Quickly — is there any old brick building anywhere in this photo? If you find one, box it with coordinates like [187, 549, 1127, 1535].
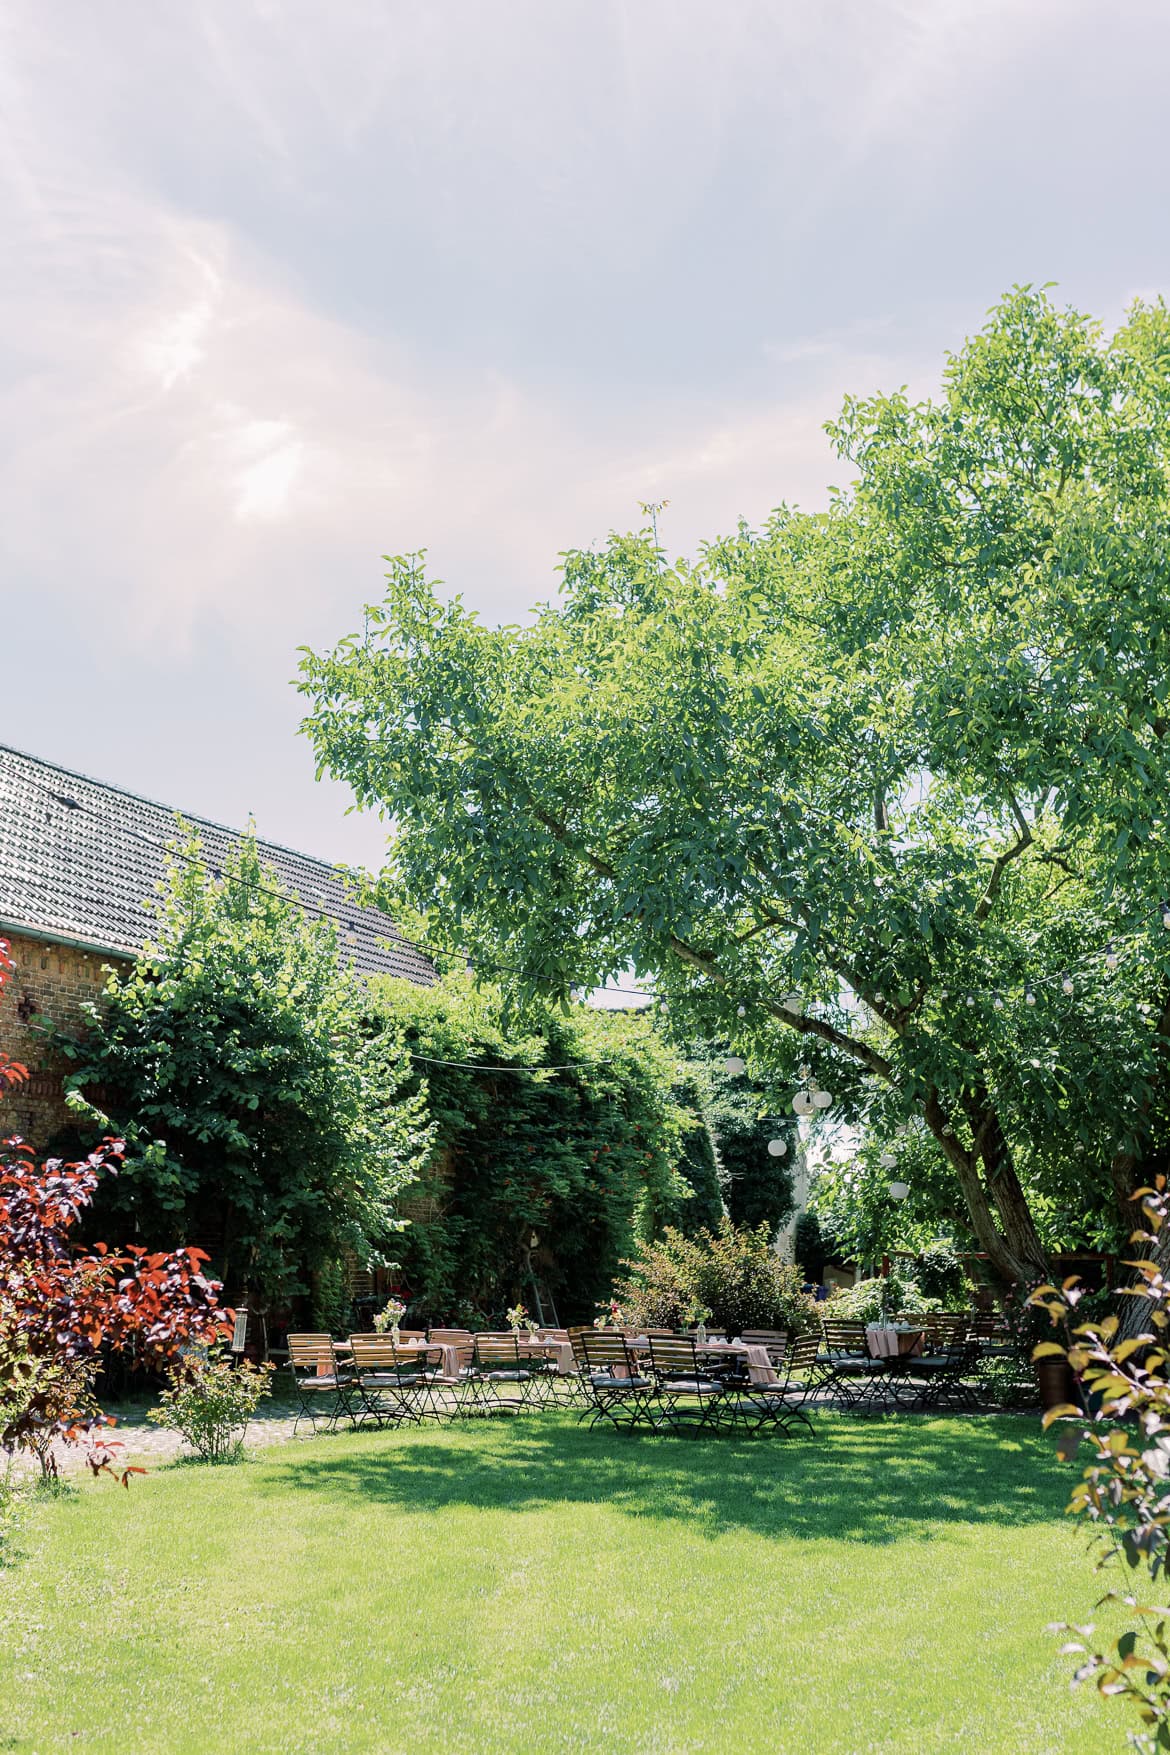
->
[0, 743, 433, 1146]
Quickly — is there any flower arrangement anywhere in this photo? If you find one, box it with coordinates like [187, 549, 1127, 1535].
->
[372, 1296, 407, 1336]
[684, 1298, 712, 1329]
[593, 1299, 624, 1330]
[506, 1303, 539, 1335]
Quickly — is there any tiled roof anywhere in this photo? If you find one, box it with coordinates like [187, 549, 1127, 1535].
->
[0, 743, 434, 985]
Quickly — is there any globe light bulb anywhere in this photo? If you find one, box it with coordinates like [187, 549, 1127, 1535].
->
[793, 1091, 815, 1116]
[767, 1138, 788, 1158]
[725, 1056, 746, 1076]
[888, 1180, 910, 1201]
[1062, 975, 1074, 996]
[812, 1090, 833, 1110]
[1025, 988, 1036, 1006]
[736, 1003, 747, 1018]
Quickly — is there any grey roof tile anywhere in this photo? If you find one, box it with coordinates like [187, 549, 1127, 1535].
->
[0, 743, 434, 985]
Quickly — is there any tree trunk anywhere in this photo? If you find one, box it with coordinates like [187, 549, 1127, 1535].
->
[924, 1086, 1049, 1292]
[976, 1108, 1050, 1283]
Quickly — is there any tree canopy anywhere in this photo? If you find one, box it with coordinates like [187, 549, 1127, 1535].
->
[300, 288, 1170, 1290]
[61, 835, 432, 1310]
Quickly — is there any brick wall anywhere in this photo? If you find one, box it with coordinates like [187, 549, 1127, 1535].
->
[0, 930, 131, 1147]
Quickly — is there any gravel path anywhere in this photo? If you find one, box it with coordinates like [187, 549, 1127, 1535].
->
[9, 1397, 309, 1481]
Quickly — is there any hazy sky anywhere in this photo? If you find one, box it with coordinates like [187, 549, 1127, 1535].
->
[4, 1, 1168, 869]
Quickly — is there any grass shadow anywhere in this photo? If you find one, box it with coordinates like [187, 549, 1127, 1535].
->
[257, 1410, 1066, 1545]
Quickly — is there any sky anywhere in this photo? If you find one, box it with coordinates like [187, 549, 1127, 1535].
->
[4, 0, 1169, 871]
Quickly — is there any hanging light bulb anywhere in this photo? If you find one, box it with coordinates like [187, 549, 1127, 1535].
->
[888, 1180, 910, 1201]
[874, 992, 884, 1004]
[880, 1151, 897, 1168]
[993, 993, 1005, 1011]
[1025, 987, 1036, 1006]
[345, 920, 359, 946]
[965, 995, 975, 1008]
[736, 1003, 747, 1018]
[725, 1056, 746, 1076]
[793, 1091, 815, 1116]
[767, 1138, 788, 1158]
[1061, 974, 1074, 996]
[1105, 941, 1119, 971]
[812, 1090, 833, 1110]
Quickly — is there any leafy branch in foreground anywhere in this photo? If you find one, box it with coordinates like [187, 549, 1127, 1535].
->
[1031, 1179, 1170, 1751]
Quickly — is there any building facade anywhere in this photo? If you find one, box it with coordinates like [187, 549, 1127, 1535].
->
[0, 743, 433, 1147]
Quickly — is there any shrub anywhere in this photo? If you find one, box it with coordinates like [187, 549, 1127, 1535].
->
[827, 1269, 940, 1322]
[1029, 1178, 1170, 1753]
[614, 1219, 818, 1337]
[0, 1135, 230, 1477]
[148, 1349, 273, 1464]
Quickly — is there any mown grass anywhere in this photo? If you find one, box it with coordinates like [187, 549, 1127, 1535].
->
[0, 1411, 1118, 1754]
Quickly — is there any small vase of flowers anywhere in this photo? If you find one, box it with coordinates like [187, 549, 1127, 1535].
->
[593, 1299, 623, 1330]
[507, 1303, 538, 1338]
[685, 1299, 713, 1345]
[373, 1296, 407, 1342]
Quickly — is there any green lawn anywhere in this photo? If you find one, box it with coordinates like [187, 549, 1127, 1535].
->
[0, 1412, 1119, 1755]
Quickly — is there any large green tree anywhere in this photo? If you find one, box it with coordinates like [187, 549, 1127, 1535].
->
[62, 836, 432, 1309]
[300, 289, 1170, 1291]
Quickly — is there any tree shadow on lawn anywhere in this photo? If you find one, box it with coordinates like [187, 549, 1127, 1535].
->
[257, 1413, 1066, 1545]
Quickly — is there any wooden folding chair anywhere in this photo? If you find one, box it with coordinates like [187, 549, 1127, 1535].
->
[469, 1334, 537, 1414]
[578, 1331, 658, 1431]
[286, 1333, 360, 1434]
[646, 1336, 724, 1433]
[349, 1334, 442, 1426]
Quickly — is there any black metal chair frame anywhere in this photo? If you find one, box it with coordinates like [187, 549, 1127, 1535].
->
[646, 1336, 724, 1435]
[286, 1334, 361, 1434]
[349, 1336, 443, 1426]
[711, 1342, 818, 1437]
[468, 1334, 538, 1415]
[578, 1331, 658, 1431]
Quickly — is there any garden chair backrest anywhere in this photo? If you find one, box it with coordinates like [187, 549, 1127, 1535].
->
[287, 1333, 345, 1376]
[787, 1332, 823, 1372]
[474, 1334, 523, 1371]
[647, 1335, 704, 1381]
[821, 1319, 870, 1356]
[581, 1331, 640, 1379]
[428, 1328, 472, 1343]
[567, 1326, 591, 1367]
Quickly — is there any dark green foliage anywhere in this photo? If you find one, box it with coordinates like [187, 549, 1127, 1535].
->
[913, 1240, 969, 1308]
[666, 1077, 724, 1237]
[366, 973, 692, 1324]
[614, 1219, 818, 1337]
[700, 1054, 794, 1237]
[60, 835, 431, 1309]
[793, 1210, 826, 1283]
